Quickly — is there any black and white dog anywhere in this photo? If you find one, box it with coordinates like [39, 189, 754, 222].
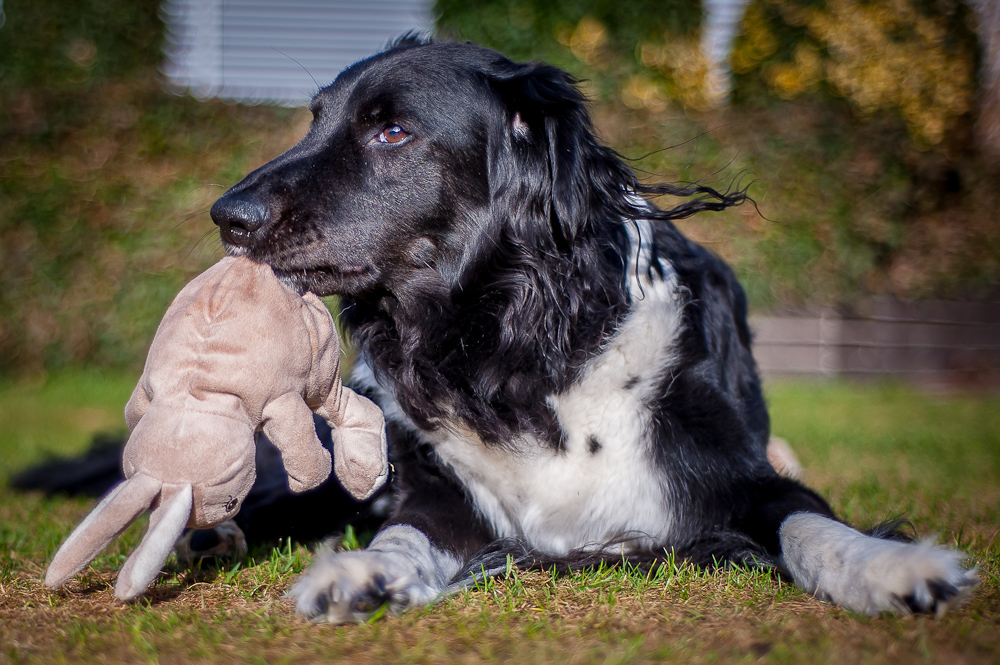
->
[209, 38, 976, 622]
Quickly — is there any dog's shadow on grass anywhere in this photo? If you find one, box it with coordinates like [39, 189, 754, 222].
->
[80, 558, 247, 607]
[62, 539, 303, 607]
[159, 558, 241, 601]
[137, 583, 196, 605]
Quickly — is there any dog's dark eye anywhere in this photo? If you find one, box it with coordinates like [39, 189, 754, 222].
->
[378, 125, 409, 144]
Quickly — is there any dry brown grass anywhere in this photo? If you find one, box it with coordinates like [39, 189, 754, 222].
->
[2, 378, 998, 664]
[2, 555, 997, 664]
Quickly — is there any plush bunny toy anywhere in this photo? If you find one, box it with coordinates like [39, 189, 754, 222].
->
[44, 256, 389, 600]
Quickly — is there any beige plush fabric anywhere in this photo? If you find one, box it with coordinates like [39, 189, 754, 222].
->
[126, 255, 388, 509]
[45, 256, 387, 600]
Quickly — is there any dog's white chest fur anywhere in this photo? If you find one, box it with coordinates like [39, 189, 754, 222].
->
[424, 249, 683, 555]
[429, 391, 665, 555]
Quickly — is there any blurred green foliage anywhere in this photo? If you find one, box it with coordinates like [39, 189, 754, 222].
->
[438, 0, 1000, 307]
[0, 0, 997, 377]
[436, 0, 701, 96]
[0, 0, 162, 87]
[0, 0, 305, 376]
[438, 0, 980, 144]
[731, 0, 978, 147]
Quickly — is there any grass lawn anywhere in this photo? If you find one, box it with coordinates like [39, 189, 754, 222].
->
[1, 372, 997, 664]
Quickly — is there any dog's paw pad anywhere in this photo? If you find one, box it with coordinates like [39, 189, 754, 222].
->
[868, 541, 978, 617]
[892, 568, 978, 618]
[347, 573, 392, 615]
[288, 550, 438, 623]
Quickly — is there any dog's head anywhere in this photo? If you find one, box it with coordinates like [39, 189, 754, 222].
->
[210, 39, 748, 441]
[210, 39, 636, 300]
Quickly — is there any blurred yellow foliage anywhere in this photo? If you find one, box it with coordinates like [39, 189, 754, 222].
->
[732, 3, 781, 71]
[733, 0, 977, 145]
[560, 16, 711, 110]
[557, 16, 610, 68]
[636, 37, 712, 110]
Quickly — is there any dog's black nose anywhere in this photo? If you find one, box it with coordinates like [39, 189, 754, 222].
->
[210, 194, 269, 246]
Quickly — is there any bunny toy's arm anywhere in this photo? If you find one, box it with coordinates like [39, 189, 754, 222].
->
[124, 381, 152, 431]
[260, 393, 333, 493]
[316, 385, 388, 501]
[295, 290, 387, 500]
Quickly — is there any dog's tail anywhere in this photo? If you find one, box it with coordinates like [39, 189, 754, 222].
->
[10, 433, 126, 498]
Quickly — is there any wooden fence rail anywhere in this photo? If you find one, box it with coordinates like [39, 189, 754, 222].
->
[750, 298, 1000, 387]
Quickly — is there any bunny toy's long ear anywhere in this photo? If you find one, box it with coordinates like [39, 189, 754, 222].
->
[45, 473, 162, 590]
[115, 483, 193, 601]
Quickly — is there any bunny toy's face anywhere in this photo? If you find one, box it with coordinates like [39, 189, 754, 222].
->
[126, 440, 257, 529]
[120, 407, 259, 529]
[188, 460, 257, 528]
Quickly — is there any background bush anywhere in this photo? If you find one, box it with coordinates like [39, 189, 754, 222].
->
[438, 0, 999, 305]
[0, 0, 306, 375]
[1, 0, 998, 377]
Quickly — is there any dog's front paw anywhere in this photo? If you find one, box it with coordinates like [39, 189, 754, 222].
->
[859, 539, 978, 617]
[288, 549, 444, 622]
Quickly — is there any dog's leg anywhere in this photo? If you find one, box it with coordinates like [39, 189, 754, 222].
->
[289, 425, 494, 622]
[735, 476, 977, 616]
[779, 512, 978, 616]
[175, 520, 247, 563]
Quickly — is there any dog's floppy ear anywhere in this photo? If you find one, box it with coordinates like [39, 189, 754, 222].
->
[488, 62, 633, 247]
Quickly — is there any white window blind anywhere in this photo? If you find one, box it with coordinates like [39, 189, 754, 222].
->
[162, 0, 431, 106]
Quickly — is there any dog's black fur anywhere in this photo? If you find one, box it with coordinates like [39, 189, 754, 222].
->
[22, 38, 975, 619]
[210, 37, 832, 569]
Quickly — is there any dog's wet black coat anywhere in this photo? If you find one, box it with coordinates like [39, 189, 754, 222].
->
[208, 38, 836, 570]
